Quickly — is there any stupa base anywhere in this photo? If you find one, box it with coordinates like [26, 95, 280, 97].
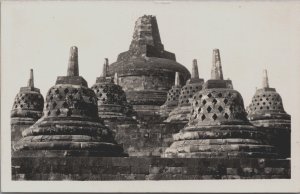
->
[164, 106, 191, 124]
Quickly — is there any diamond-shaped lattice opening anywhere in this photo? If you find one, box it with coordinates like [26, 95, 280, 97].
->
[212, 114, 217, 120]
[201, 114, 206, 121]
[228, 93, 232, 97]
[202, 100, 206, 105]
[218, 93, 222, 97]
[195, 101, 199, 106]
[102, 98, 106, 101]
[199, 94, 202, 98]
[198, 107, 201, 113]
[212, 99, 217, 104]
[52, 102, 57, 108]
[56, 109, 61, 116]
[194, 114, 197, 119]
[224, 99, 228, 104]
[260, 107, 263, 109]
[58, 95, 63, 99]
[263, 102, 266, 105]
[267, 106, 270, 110]
[55, 89, 59, 94]
[207, 106, 212, 113]
[47, 111, 51, 116]
[186, 99, 189, 103]
[207, 93, 212, 98]
[224, 113, 229, 119]
[189, 95, 193, 98]
[218, 106, 224, 112]
[266, 98, 269, 101]
[64, 88, 69, 94]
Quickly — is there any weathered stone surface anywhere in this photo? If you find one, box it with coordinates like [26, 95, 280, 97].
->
[247, 70, 291, 158]
[165, 59, 204, 124]
[12, 157, 290, 180]
[12, 46, 125, 157]
[91, 59, 136, 123]
[11, 69, 44, 144]
[106, 122, 185, 156]
[164, 49, 278, 158]
[107, 15, 191, 120]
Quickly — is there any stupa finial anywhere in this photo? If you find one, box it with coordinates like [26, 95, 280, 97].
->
[27, 69, 34, 88]
[191, 59, 199, 79]
[262, 69, 269, 88]
[101, 58, 109, 77]
[67, 46, 79, 76]
[114, 72, 119, 85]
[211, 49, 224, 80]
[175, 72, 180, 86]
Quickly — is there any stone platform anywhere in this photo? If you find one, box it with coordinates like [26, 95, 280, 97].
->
[12, 156, 290, 180]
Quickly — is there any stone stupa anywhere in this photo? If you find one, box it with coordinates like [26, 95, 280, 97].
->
[247, 69, 291, 158]
[165, 59, 204, 124]
[107, 15, 191, 120]
[11, 69, 44, 144]
[91, 58, 136, 123]
[159, 72, 182, 119]
[163, 49, 278, 158]
[13, 46, 126, 157]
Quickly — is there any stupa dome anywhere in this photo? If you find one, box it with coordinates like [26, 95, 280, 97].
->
[165, 59, 204, 123]
[164, 49, 278, 158]
[11, 69, 44, 142]
[107, 15, 191, 119]
[13, 46, 125, 157]
[11, 69, 44, 121]
[247, 69, 291, 158]
[159, 72, 182, 119]
[91, 58, 136, 122]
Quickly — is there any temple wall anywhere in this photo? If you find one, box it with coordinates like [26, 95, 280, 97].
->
[108, 122, 185, 156]
[12, 157, 290, 180]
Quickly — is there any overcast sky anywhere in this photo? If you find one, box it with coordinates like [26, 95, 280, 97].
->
[2, 0, 300, 123]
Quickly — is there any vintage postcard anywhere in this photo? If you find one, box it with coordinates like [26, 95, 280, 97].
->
[1, 0, 300, 192]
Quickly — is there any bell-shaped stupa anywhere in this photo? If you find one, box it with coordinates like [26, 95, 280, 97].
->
[159, 72, 182, 119]
[247, 69, 291, 158]
[165, 59, 204, 123]
[107, 15, 191, 120]
[13, 46, 125, 157]
[11, 69, 44, 143]
[163, 49, 278, 158]
[91, 58, 136, 123]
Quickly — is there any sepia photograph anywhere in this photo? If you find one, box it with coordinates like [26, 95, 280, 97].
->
[1, 0, 300, 192]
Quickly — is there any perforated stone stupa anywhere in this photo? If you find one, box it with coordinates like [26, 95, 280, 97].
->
[247, 70, 291, 158]
[13, 46, 125, 157]
[107, 15, 191, 120]
[91, 58, 135, 123]
[165, 59, 204, 123]
[159, 72, 182, 119]
[11, 69, 44, 144]
[163, 49, 278, 158]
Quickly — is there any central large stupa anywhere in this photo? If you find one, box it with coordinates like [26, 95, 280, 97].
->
[108, 15, 191, 120]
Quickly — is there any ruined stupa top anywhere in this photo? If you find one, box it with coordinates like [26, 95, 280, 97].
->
[11, 69, 44, 119]
[247, 69, 289, 119]
[108, 15, 190, 81]
[189, 50, 247, 126]
[120, 15, 175, 61]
